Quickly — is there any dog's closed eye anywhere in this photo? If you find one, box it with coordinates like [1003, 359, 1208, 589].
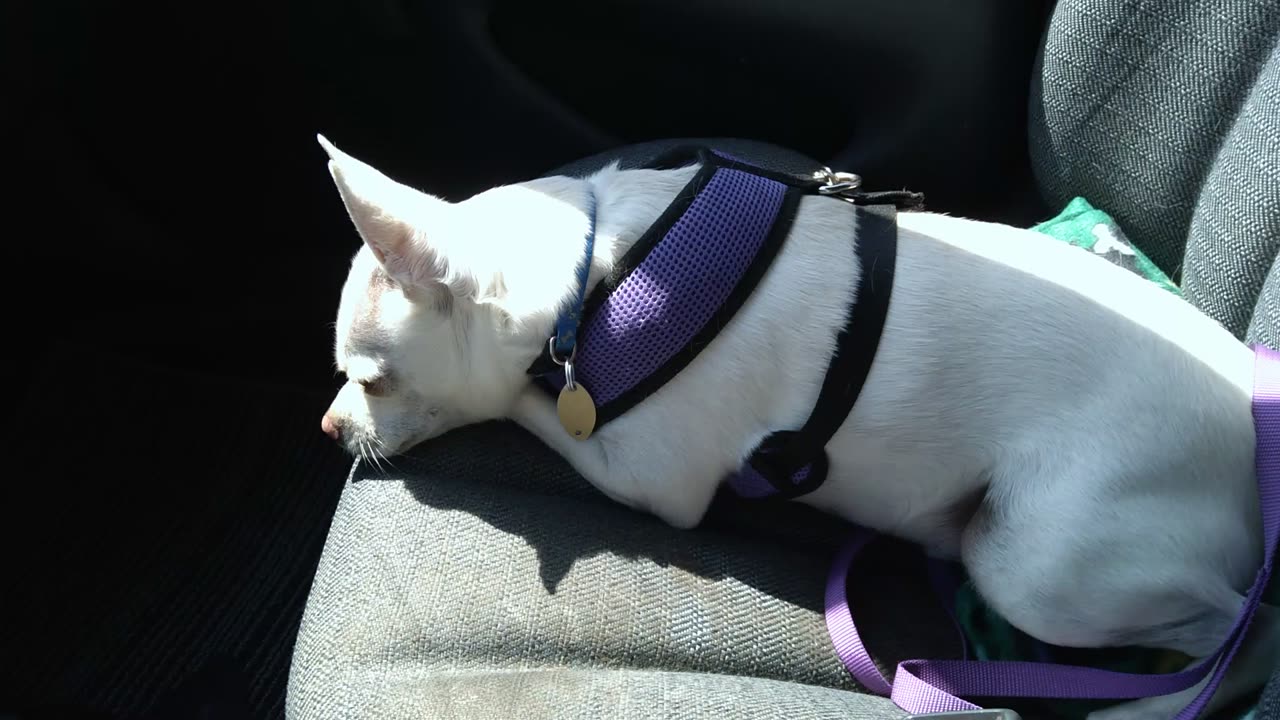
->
[358, 374, 394, 397]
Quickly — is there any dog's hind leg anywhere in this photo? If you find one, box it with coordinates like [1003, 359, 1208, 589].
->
[967, 497, 1276, 719]
[1087, 603, 1280, 720]
[961, 442, 1263, 648]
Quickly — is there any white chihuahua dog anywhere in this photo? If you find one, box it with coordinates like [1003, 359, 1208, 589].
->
[317, 135, 1277, 719]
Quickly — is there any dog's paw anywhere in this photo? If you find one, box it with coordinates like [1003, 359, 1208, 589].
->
[647, 498, 707, 530]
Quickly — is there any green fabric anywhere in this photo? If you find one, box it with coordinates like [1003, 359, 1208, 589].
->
[1030, 197, 1182, 296]
[951, 198, 1264, 720]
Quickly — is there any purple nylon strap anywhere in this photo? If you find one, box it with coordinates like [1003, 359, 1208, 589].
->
[825, 344, 1280, 717]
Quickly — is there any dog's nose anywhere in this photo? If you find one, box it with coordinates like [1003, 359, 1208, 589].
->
[321, 413, 342, 442]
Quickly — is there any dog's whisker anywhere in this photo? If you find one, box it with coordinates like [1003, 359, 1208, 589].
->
[358, 439, 371, 471]
[374, 443, 397, 472]
[359, 437, 392, 475]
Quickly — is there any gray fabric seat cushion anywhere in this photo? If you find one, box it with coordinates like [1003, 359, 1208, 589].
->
[1029, 0, 1280, 343]
[287, 423, 963, 719]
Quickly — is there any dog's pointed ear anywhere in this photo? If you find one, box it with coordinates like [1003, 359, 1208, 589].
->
[318, 134, 451, 290]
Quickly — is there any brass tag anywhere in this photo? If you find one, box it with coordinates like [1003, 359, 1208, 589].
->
[557, 384, 597, 441]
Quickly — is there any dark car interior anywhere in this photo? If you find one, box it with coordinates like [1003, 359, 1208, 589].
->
[8, 0, 1277, 718]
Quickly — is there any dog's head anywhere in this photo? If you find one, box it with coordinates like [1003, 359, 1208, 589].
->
[316, 136, 592, 459]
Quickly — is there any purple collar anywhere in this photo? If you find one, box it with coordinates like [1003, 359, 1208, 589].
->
[528, 146, 918, 500]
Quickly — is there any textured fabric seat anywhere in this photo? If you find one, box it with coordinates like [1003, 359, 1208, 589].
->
[287, 423, 953, 719]
[1029, 0, 1280, 347]
[288, 1, 1280, 717]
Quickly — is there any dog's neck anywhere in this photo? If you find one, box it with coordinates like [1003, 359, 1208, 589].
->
[504, 163, 701, 373]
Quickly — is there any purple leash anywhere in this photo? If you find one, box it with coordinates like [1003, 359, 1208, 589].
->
[825, 344, 1280, 718]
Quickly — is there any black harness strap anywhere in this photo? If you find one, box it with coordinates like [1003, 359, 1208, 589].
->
[741, 204, 899, 499]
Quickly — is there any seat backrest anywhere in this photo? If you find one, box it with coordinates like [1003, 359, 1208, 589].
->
[1028, 0, 1280, 346]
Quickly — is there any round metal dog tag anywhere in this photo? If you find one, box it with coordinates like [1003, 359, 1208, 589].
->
[557, 384, 596, 441]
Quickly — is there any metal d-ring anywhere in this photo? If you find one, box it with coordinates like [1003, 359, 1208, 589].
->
[549, 336, 578, 391]
[813, 166, 864, 197]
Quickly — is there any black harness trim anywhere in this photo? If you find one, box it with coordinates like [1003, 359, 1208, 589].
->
[742, 204, 899, 499]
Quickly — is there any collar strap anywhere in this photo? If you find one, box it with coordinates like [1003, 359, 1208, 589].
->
[549, 190, 597, 364]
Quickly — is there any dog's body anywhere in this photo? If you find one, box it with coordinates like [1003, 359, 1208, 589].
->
[318, 136, 1278, 719]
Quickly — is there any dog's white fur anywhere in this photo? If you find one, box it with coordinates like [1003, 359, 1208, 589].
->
[318, 135, 1278, 719]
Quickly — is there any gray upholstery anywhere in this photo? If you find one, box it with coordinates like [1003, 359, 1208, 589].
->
[1262, 669, 1280, 720]
[1029, 0, 1280, 341]
[288, 423, 958, 719]
[305, 669, 904, 720]
[290, 0, 1280, 717]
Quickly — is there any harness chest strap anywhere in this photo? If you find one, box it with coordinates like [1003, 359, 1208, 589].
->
[727, 203, 897, 499]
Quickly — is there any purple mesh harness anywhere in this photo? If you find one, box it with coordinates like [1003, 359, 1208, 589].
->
[529, 146, 1276, 718]
[528, 146, 912, 499]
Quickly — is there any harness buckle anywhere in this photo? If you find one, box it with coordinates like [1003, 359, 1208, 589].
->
[906, 711, 1022, 720]
[814, 166, 863, 197]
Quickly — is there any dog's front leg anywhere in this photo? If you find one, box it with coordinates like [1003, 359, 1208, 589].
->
[510, 386, 668, 516]
[510, 387, 716, 529]
[511, 385, 616, 492]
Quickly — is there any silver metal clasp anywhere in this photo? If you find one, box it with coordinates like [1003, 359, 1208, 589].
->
[813, 166, 863, 197]
[906, 710, 1022, 720]
[548, 336, 578, 391]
